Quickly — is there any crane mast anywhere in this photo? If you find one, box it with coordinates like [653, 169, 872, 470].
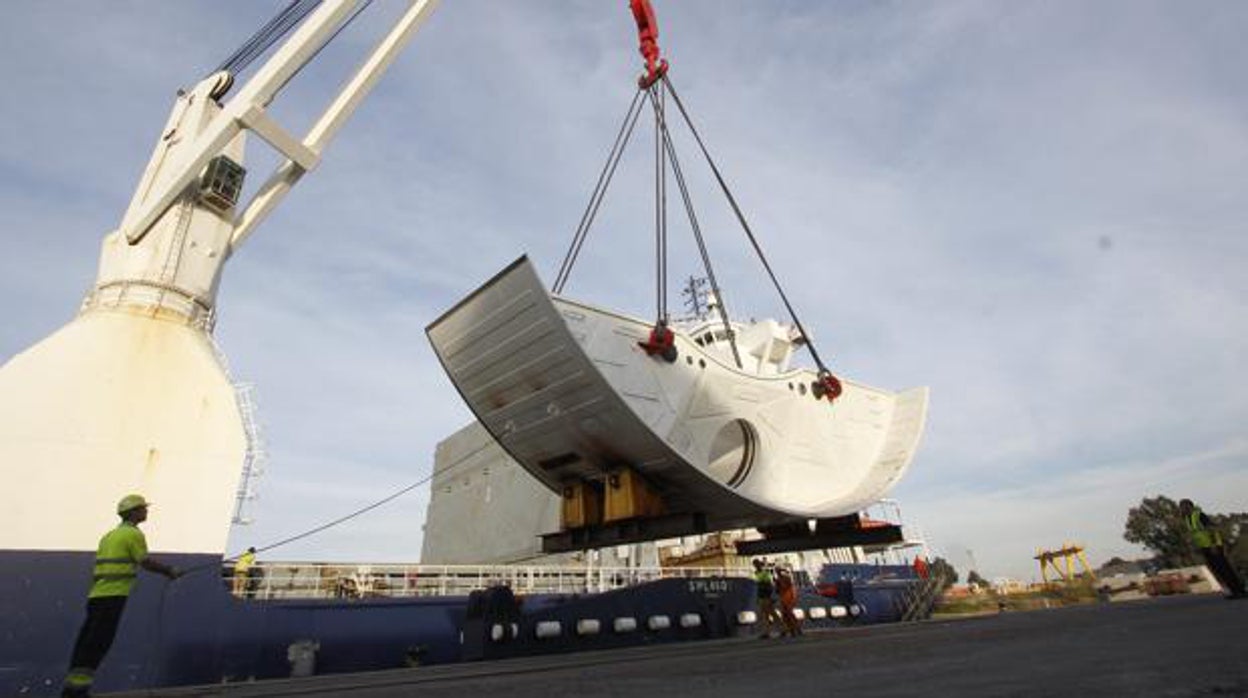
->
[99, 0, 438, 326]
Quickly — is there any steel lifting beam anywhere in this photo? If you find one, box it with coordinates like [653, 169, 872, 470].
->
[735, 516, 905, 556]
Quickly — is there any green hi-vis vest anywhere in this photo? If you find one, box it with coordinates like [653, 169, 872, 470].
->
[754, 569, 774, 594]
[89, 521, 148, 598]
[1187, 508, 1223, 550]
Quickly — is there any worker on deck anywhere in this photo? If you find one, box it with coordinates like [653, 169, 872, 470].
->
[752, 559, 780, 639]
[233, 546, 257, 597]
[774, 566, 803, 637]
[62, 494, 180, 698]
[913, 555, 930, 580]
[1179, 499, 1245, 599]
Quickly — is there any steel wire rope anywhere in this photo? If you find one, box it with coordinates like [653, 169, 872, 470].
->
[211, 0, 375, 103]
[276, 0, 376, 97]
[648, 88, 743, 368]
[553, 89, 647, 294]
[215, 0, 321, 76]
[228, 3, 311, 74]
[147, 449, 488, 683]
[652, 84, 668, 323]
[214, 0, 299, 74]
[177, 459, 476, 578]
[232, 5, 311, 72]
[660, 74, 833, 375]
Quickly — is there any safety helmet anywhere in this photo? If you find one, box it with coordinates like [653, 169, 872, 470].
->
[117, 494, 150, 515]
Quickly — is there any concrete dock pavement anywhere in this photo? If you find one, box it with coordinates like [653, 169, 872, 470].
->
[110, 594, 1248, 697]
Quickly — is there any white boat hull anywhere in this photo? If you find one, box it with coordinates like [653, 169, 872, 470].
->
[427, 257, 928, 530]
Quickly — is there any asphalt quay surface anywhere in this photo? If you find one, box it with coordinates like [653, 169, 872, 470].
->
[113, 594, 1248, 697]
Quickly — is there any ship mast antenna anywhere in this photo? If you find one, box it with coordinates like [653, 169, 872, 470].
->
[680, 276, 708, 320]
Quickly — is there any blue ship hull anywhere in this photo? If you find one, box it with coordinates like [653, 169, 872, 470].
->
[1, 552, 922, 696]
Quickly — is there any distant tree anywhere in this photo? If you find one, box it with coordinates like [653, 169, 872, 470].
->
[966, 570, 988, 588]
[1096, 556, 1146, 577]
[929, 556, 957, 590]
[1124, 496, 1197, 568]
[1124, 495, 1247, 571]
[1218, 512, 1248, 574]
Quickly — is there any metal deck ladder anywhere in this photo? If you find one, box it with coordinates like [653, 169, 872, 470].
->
[900, 572, 949, 622]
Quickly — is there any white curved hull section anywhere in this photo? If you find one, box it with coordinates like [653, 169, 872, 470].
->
[0, 309, 247, 553]
[428, 257, 928, 526]
[564, 299, 928, 518]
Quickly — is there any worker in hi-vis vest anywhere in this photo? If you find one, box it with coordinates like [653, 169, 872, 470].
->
[233, 546, 257, 597]
[62, 494, 180, 698]
[1179, 498, 1245, 600]
[752, 559, 781, 639]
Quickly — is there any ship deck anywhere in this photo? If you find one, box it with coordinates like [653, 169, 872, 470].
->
[109, 594, 1247, 697]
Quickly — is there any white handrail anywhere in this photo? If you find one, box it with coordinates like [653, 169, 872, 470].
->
[226, 561, 753, 600]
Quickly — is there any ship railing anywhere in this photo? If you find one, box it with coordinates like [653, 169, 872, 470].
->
[899, 569, 951, 622]
[230, 562, 753, 600]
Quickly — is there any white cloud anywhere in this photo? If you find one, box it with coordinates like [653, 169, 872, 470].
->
[901, 438, 1248, 580]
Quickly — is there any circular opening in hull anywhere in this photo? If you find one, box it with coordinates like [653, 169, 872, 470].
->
[706, 419, 757, 489]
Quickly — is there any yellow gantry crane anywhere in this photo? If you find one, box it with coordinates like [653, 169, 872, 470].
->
[1035, 543, 1097, 585]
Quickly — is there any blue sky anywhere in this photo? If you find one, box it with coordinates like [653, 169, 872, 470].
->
[2, 1, 1246, 581]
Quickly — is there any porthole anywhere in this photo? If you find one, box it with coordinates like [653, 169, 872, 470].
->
[706, 419, 758, 489]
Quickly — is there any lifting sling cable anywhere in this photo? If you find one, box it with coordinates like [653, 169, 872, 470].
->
[553, 89, 647, 294]
[275, 0, 376, 94]
[186, 449, 478, 571]
[216, 0, 322, 76]
[653, 84, 669, 323]
[563, 0, 837, 395]
[212, 0, 374, 99]
[648, 87, 744, 369]
[660, 73, 835, 378]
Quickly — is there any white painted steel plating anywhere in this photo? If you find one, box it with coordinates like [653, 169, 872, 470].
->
[0, 313, 246, 552]
[420, 421, 929, 567]
[427, 257, 929, 526]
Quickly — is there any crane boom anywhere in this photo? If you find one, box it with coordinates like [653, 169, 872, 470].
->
[232, 0, 439, 248]
[121, 0, 438, 248]
[0, 0, 442, 572]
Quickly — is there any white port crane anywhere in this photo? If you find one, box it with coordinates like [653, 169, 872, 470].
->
[111, 0, 439, 313]
[0, 0, 439, 557]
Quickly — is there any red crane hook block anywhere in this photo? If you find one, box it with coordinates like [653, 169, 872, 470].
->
[630, 0, 669, 88]
[811, 370, 844, 403]
[638, 321, 678, 363]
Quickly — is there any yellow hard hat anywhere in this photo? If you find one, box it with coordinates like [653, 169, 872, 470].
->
[117, 494, 150, 514]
